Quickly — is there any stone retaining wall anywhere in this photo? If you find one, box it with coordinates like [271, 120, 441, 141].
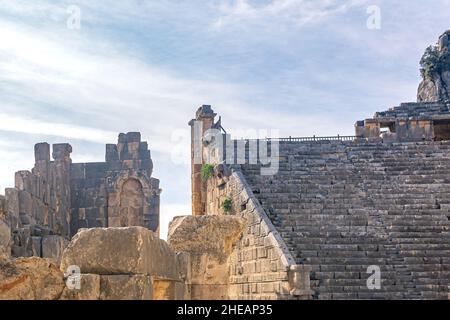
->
[202, 171, 311, 300]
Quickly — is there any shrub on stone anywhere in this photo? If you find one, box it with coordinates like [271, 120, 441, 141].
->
[420, 45, 450, 79]
[201, 164, 215, 181]
[221, 198, 232, 215]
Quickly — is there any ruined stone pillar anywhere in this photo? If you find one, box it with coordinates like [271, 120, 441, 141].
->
[51, 144, 72, 237]
[188, 105, 216, 216]
[34, 143, 51, 204]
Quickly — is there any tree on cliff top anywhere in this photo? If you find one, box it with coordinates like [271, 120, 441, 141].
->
[420, 43, 450, 80]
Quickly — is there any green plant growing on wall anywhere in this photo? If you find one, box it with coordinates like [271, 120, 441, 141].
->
[201, 163, 215, 181]
[420, 45, 450, 79]
[221, 197, 232, 215]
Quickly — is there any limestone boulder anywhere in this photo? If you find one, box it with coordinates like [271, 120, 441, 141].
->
[168, 215, 245, 262]
[60, 227, 178, 280]
[168, 215, 246, 299]
[0, 257, 65, 300]
[0, 219, 10, 259]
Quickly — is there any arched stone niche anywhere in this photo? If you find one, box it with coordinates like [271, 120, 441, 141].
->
[107, 172, 161, 236]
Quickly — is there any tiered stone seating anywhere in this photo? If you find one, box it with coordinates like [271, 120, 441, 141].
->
[375, 102, 450, 118]
[239, 141, 450, 300]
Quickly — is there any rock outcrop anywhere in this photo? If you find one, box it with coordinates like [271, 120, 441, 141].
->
[418, 31, 450, 102]
[418, 71, 450, 102]
[168, 215, 245, 300]
[0, 257, 65, 300]
[168, 215, 245, 262]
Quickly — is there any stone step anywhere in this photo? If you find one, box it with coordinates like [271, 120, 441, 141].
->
[240, 141, 450, 299]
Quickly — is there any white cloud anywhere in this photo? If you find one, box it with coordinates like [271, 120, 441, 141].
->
[0, 17, 351, 150]
[0, 112, 116, 143]
[214, 0, 367, 29]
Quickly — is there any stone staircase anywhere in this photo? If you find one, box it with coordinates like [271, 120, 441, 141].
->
[239, 140, 450, 300]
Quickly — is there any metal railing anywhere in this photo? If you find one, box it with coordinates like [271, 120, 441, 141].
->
[239, 135, 365, 142]
[278, 135, 362, 142]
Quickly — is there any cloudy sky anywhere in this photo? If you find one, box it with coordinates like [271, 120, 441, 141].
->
[1, 0, 450, 238]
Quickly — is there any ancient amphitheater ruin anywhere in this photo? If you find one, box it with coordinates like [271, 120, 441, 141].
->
[1, 31, 450, 300]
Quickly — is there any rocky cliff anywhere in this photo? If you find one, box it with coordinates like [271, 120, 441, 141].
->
[418, 30, 450, 102]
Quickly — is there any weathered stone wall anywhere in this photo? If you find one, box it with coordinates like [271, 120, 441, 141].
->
[0, 195, 5, 219]
[168, 172, 312, 300]
[204, 171, 311, 300]
[2, 143, 72, 263]
[0, 196, 8, 259]
[1, 132, 161, 263]
[0, 219, 10, 259]
[70, 132, 160, 237]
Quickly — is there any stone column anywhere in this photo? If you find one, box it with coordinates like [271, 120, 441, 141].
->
[188, 105, 216, 216]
